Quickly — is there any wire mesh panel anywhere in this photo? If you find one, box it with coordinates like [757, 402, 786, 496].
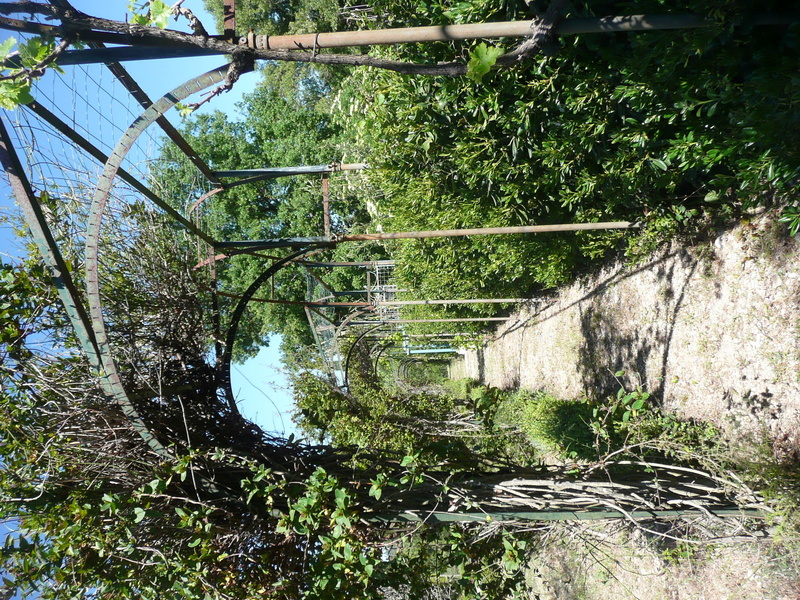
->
[368, 262, 399, 321]
[1, 47, 230, 425]
[305, 269, 345, 385]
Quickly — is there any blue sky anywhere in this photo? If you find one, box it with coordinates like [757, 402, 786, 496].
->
[0, 0, 298, 437]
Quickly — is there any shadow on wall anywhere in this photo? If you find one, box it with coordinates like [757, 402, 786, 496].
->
[576, 250, 698, 400]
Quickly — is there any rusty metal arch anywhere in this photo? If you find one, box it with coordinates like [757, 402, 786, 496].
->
[219, 246, 333, 414]
[84, 64, 229, 457]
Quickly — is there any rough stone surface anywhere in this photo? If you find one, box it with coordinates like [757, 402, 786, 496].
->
[452, 216, 800, 459]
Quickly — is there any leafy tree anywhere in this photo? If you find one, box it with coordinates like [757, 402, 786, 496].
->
[336, 0, 800, 325]
[152, 60, 378, 362]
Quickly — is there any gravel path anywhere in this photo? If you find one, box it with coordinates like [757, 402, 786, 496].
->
[452, 216, 800, 459]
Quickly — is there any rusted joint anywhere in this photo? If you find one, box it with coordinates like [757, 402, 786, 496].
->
[328, 160, 341, 171]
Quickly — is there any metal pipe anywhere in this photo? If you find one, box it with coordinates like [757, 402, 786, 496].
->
[223, 0, 236, 39]
[16, 13, 797, 66]
[241, 14, 798, 51]
[217, 221, 638, 249]
[214, 163, 366, 179]
[350, 318, 510, 324]
[322, 173, 331, 237]
[339, 222, 638, 241]
[0, 118, 99, 361]
[299, 260, 396, 267]
[378, 298, 526, 306]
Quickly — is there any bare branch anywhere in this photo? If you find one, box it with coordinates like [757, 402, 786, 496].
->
[0, 0, 560, 77]
[172, 0, 208, 37]
[184, 47, 253, 111]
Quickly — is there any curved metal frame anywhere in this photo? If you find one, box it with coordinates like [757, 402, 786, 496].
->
[84, 64, 228, 456]
[219, 246, 332, 413]
[82, 61, 337, 449]
[342, 323, 387, 388]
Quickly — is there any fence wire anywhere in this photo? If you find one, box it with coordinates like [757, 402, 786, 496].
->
[1, 51, 227, 411]
[305, 270, 345, 385]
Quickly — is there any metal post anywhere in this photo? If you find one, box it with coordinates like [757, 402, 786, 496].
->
[214, 163, 367, 179]
[238, 14, 798, 51]
[377, 298, 526, 306]
[350, 318, 510, 324]
[0, 118, 99, 362]
[223, 0, 236, 40]
[338, 222, 638, 241]
[300, 260, 396, 267]
[322, 173, 331, 237]
[215, 221, 639, 250]
[29, 14, 799, 65]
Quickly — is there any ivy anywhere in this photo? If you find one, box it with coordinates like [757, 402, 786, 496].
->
[466, 42, 504, 83]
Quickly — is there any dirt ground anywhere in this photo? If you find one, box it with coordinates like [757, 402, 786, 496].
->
[451, 214, 800, 461]
[449, 214, 800, 599]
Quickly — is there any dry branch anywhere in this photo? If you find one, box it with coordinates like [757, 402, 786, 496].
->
[0, 0, 567, 76]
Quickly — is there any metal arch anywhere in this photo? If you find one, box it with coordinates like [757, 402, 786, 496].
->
[219, 246, 333, 414]
[334, 305, 375, 339]
[189, 186, 225, 215]
[342, 323, 387, 389]
[84, 64, 230, 457]
[372, 340, 397, 376]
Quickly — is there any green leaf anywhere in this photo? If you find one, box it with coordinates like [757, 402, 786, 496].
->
[0, 80, 34, 109]
[133, 507, 146, 523]
[649, 158, 668, 171]
[368, 484, 382, 500]
[149, 0, 172, 29]
[467, 43, 504, 83]
[336, 514, 351, 529]
[0, 37, 16, 61]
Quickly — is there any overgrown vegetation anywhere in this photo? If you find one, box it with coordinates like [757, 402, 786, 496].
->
[2, 0, 800, 598]
[152, 0, 800, 356]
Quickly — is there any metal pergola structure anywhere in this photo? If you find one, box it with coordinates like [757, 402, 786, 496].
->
[0, 2, 777, 523]
[302, 260, 535, 388]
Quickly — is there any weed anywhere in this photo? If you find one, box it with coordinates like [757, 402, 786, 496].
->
[661, 541, 699, 565]
[779, 204, 800, 236]
[492, 378, 726, 468]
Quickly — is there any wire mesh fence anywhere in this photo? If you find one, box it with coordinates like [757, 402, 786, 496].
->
[1, 46, 231, 414]
[305, 269, 346, 385]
